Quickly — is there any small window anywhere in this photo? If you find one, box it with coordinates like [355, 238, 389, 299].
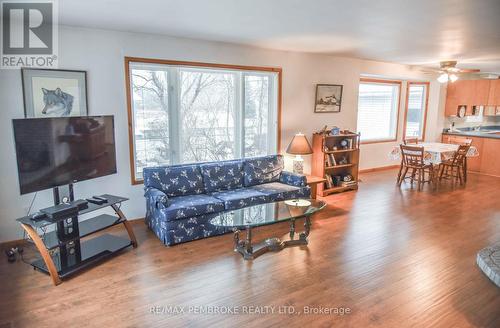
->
[404, 82, 429, 140]
[357, 79, 401, 142]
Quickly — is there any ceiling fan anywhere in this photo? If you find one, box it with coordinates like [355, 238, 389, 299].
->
[422, 61, 480, 83]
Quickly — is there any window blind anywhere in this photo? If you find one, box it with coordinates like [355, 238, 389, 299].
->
[357, 81, 400, 141]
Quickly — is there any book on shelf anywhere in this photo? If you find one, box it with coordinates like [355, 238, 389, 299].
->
[329, 154, 337, 166]
[325, 175, 334, 188]
[341, 181, 357, 187]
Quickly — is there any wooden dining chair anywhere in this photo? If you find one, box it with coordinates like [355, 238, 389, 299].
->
[398, 145, 434, 191]
[396, 138, 420, 183]
[445, 136, 472, 182]
[438, 144, 470, 185]
[403, 137, 419, 145]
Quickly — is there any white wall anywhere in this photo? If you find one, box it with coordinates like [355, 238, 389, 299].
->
[0, 26, 441, 242]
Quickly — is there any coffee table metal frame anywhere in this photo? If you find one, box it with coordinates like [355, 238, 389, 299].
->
[232, 215, 312, 260]
[211, 199, 325, 260]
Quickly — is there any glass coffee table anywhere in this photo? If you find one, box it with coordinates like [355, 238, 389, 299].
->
[211, 199, 326, 260]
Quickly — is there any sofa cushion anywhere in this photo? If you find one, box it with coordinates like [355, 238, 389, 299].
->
[211, 188, 268, 210]
[243, 155, 284, 187]
[162, 214, 230, 246]
[249, 182, 310, 202]
[143, 164, 205, 197]
[200, 160, 244, 193]
[163, 194, 224, 221]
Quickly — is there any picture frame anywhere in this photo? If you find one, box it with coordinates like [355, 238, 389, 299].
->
[314, 84, 343, 113]
[21, 68, 88, 118]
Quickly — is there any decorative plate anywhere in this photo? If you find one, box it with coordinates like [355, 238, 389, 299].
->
[457, 105, 466, 118]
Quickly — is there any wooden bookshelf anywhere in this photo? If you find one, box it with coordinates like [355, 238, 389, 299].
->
[311, 132, 361, 196]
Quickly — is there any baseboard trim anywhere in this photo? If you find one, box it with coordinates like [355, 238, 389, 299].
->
[359, 164, 400, 173]
[0, 238, 25, 250]
[467, 171, 500, 178]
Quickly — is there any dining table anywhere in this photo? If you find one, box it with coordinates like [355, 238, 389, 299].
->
[390, 142, 479, 165]
[389, 142, 479, 186]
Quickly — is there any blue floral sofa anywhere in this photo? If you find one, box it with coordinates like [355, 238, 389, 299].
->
[143, 155, 310, 246]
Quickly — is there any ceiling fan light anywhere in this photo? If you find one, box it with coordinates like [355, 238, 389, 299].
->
[437, 73, 449, 83]
[449, 74, 458, 82]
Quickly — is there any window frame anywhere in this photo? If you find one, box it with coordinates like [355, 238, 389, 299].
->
[402, 81, 430, 142]
[124, 57, 282, 185]
[357, 78, 403, 145]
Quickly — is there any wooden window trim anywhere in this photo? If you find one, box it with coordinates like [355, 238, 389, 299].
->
[124, 56, 283, 185]
[402, 81, 430, 142]
[358, 78, 402, 145]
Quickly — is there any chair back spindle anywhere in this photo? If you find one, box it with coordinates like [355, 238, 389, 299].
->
[451, 144, 470, 166]
[400, 145, 425, 167]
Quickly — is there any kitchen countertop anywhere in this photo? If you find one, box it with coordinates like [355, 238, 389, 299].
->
[443, 126, 500, 139]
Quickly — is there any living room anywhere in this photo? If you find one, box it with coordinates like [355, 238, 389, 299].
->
[0, 1, 499, 327]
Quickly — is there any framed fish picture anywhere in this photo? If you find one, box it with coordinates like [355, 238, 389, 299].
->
[21, 68, 88, 118]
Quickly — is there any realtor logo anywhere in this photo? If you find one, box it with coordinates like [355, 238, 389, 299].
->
[1, 0, 58, 68]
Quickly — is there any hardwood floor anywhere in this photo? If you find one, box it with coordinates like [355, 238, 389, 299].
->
[1, 169, 499, 328]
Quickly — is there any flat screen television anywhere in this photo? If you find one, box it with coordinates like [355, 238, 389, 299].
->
[13, 116, 117, 194]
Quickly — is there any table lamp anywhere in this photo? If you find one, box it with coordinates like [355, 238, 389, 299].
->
[286, 133, 313, 174]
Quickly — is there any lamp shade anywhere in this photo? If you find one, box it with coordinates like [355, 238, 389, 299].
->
[286, 133, 313, 155]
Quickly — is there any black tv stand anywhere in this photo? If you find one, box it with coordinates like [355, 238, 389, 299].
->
[16, 194, 137, 286]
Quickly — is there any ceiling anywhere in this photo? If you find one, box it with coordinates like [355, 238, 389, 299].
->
[60, 0, 500, 73]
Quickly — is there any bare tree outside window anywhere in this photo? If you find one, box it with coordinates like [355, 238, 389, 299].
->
[131, 69, 170, 177]
[180, 70, 235, 163]
[245, 75, 269, 157]
[129, 63, 277, 180]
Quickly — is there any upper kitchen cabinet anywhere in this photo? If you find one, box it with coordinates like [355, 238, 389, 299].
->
[444, 79, 492, 116]
[474, 80, 490, 105]
[445, 80, 474, 116]
[487, 80, 500, 105]
[444, 82, 458, 116]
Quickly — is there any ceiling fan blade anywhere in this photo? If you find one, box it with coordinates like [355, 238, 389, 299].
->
[457, 68, 480, 73]
[416, 66, 441, 73]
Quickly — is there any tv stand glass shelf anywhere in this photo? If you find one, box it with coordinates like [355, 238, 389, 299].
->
[16, 194, 137, 286]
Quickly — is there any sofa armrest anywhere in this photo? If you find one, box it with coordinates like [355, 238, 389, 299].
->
[144, 187, 170, 209]
[280, 171, 307, 187]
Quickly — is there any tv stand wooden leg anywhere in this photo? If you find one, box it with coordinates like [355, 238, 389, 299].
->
[111, 205, 138, 248]
[20, 223, 61, 286]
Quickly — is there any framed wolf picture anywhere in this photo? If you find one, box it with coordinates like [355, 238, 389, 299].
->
[314, 84, 343, 113]
[21, 68, 88, 118]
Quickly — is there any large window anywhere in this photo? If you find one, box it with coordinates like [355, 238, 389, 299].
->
[357, 79, 401, 143]
[403, 82, 429, 140]
[126, 58, 280, 183]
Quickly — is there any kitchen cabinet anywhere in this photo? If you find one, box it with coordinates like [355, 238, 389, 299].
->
[444, 80, 492, 116]
[442, 134, 499, 176]
[474, 80, 490, 105]
[445, 80, 474, 116]
[480, 138, 500, 176]
[487, 80, 500, 106]
[465, 136, 484, 172]
[444, 82, 458, 116]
